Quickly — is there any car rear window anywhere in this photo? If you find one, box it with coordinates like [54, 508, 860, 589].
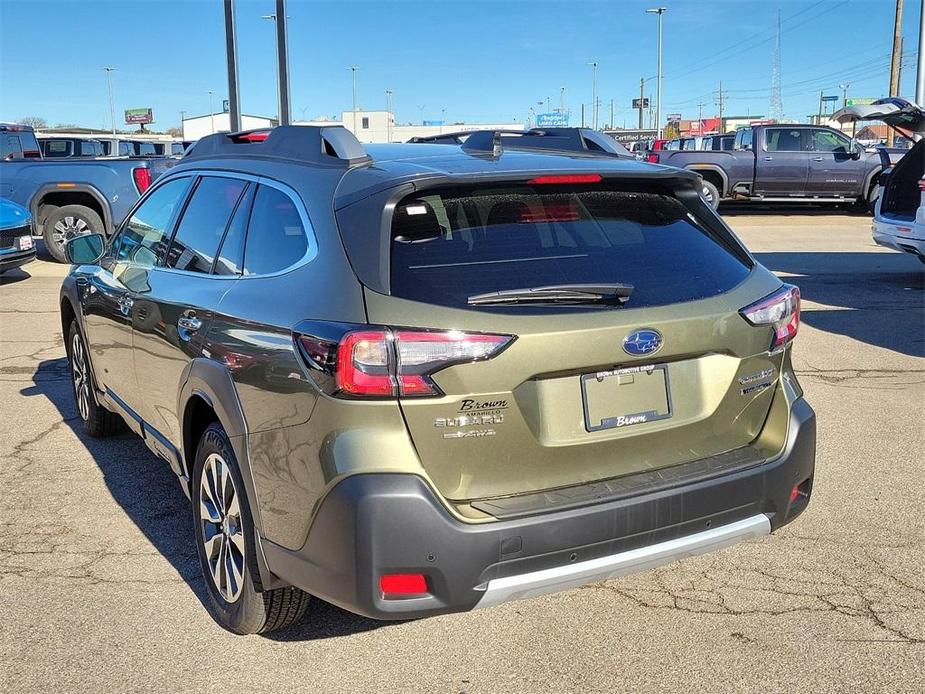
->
[388, 183, 751, 311]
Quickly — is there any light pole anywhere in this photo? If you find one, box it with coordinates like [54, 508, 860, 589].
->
[587, 61, 598, 129]
[838, 83, 850, 109]
[559, 86, 566, 114]
[385, 89, 393, 142]
[208, 90, 215, 134]
[417, 104, 425, 125]
[347, 66, 359, 133]
[646, 7, 667, 139]
[102, 67, 116, 136]
[179, 110, 186, 138]
[440, 108, 446, 133]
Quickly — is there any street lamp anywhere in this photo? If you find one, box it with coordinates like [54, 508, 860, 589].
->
[208, 90, 215, 134]
[587, 61, 598, 129]
[440, 108, 446, 134]
[646, 7, 667, 139]
[102, 67, 116, 136]
[347, 66, 359, 133]
[417, 104, 425, 125]
[262, 13, 281, 122]
[838, 83, 850, 109]
[385, 89, 393, 142]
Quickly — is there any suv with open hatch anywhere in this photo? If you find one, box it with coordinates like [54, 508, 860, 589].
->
[60, 125, 815, 634]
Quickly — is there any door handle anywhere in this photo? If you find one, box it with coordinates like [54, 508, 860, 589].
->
[812, 157, 824, 161]
[763, 156, 773, 161]
[118, 295, 134, 316]
[178, 314, 202, 332]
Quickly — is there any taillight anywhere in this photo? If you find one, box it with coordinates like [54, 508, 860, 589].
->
[132, 167, 152, 193]
[740, 284, 801, 350]
[646, 153, 659, 163]
[917, 178, 925, 192]
[298, 328, 513, 398]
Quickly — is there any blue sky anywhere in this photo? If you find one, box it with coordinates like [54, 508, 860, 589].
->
[0, 0, 921, 130]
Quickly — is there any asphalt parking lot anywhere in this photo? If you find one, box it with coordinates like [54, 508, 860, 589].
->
[1, 209, 923, 694]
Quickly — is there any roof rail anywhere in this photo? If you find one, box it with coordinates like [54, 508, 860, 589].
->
[184, 125, 370, 165]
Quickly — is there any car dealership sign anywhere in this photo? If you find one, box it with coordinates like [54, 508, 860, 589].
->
[125, 108, 154, 125]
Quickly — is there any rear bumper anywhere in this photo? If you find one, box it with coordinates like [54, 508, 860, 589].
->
[263, 397, 815, 620]
[873, 219, 925, 258]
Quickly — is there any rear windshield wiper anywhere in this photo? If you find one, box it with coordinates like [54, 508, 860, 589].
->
[467, 283, 634, 306]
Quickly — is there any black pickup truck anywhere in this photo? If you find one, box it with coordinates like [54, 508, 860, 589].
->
[653, 123, 899, 210]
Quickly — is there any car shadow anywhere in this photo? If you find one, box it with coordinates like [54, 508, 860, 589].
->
[753, 251, 924, 356]
[0, 266, 33, 284]
[720, 202, 870, 217]
[21, 357, 387, 640]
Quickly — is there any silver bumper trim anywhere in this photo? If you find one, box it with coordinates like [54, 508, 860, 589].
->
[474, 513, 771, 609]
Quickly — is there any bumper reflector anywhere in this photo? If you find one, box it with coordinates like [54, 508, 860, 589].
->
[380, 573, 428, 598]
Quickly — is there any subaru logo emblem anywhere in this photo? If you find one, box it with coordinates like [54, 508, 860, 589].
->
[623, 329, 663, 356]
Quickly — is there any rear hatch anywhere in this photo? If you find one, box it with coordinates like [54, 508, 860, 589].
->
[341, 173, 786, 506]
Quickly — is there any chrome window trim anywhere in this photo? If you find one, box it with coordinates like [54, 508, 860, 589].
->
[112, 168, 319, 281]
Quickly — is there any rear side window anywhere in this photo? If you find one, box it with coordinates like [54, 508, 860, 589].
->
[389, 183, 750, 311]
[243, 185, 307, 275]
[165, 177, 247, 273]
[80, 141, 102, 156]
[45, 140, 71, 156]
[116, 177, 191, 267]
[765, 128, 804, 152]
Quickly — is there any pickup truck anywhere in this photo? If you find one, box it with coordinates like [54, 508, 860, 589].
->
[0, 124, 174, 261]
[651, 124, 898, 210]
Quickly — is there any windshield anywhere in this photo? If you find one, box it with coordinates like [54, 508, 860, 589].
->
[389, 182, 751, 312]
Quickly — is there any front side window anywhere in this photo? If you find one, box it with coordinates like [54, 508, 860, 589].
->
[165, 177, 248, 273]
[765, 128, 805, 152]
[116, 177, 191, 267]
[809, 129, 849, 153]
[243, 185, 308, 275]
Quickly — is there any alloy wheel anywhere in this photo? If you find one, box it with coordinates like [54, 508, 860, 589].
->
[52, 215, 91, 246]
[70, 331, 91, 421]
[199, 453, 246, 603]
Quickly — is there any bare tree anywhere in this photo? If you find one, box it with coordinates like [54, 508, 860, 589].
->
[16, 116, 47, 129]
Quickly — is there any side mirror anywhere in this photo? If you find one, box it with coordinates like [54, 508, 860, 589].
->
[848, 139, 862, 159]
[64, 233, 105, 264]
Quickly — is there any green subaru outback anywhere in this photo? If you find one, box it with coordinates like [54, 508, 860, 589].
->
[60, 126, 814, 634]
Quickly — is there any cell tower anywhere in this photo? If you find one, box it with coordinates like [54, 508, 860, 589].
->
[769, 9, 783, 121]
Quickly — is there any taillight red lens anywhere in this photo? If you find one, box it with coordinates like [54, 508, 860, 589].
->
[132, 167, 152, 193]
[740, 284, 801, 350]
[326, 328, 512, 398]
[379, 573, 428, 598]
[646, 153, 658, 163]
[528, 174, 602, 185]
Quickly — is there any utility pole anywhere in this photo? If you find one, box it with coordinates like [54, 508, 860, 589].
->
[223, 0, 241, 131]
[609, 99, 614, 129]
[102, 67, 116, 136]
[647, 8, 667, 138]
[888, 0, 904, 146]
[208, 90, 215, 134]
[581, 103, 585, 128]
[347, 66, 359, 133]
[417, 104, 425, 125]
[587, 61, 598, 129]
[697, 101, 704, 134]
[714, 81, 726, 133]
[638, 77, 645, 129]
[385, 89, 393, 142]
[818, 90, 824, 124]
[917, 0, 925, 105]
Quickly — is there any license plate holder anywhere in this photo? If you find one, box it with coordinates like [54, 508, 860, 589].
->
[581, 364, 672, 432]
[18, 235, 34, 251]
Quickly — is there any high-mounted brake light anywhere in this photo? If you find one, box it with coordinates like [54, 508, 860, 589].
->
[528, 174, 602, 185]
[234, 131, 271, 143]
[740, 284, 801, 350]
[132, 167, 152, 194]
[298, 328, 513, 398]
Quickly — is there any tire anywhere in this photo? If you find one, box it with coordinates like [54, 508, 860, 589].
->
[43, 205, 104, 263]
[866, 183, 881, 215]
[701, 180, 721, 209]
[67, 321, 124, 437]
[192, 422, 311, 634]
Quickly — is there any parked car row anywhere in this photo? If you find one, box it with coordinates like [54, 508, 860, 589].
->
[0, 122, 177, 262]
[39, 136, 189, 159]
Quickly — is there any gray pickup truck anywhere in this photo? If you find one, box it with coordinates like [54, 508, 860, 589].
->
[0, 123, 173, 261]
[652, 123, 897, 210]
